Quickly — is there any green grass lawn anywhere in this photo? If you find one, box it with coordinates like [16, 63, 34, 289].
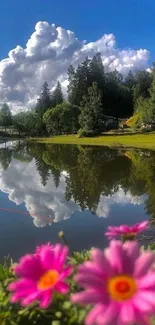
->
[28, 133, 155, 150]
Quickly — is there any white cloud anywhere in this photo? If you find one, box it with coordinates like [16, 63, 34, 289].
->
[96, 188, 146, 218]
[0, 157, 145, 227]
[0, 21, 150, 113]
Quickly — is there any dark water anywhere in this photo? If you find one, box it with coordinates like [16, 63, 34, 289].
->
[0, 140, 155, 262]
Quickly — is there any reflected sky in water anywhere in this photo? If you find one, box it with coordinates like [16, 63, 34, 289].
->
[0, 141, 154, 261]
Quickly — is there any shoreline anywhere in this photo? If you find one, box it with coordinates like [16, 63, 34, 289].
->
[27, 133, 155, 150]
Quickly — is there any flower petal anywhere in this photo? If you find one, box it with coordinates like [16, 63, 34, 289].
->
[71, 290, 107, 305]
[74, 273, 105, 289]
[108, 240, 127, 273]
[119, 302, 135, 324]
[91, 248, 112, 275]
[21, 291, 41, 306]
[134, 291, 155, 311]
[55, 282, 69, 294]
[85, 304, 105, 325]
[8, 279, 36, 292]
[134, 252, 154, 277]
[59, 266, 73, 280]
[97, 302, 118, 325]
[39, 246, 55, 270]
[39, 290, 52, 308]
[138, 273, 155, 290]
[14, 254, 43, 280]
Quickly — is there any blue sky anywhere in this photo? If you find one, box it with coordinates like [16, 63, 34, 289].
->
[0, 0, 154, 60]
[0, 0, 154, 111]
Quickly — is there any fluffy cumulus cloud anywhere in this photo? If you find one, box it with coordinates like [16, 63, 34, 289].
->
[0, 21, 150, 113]
[0, 156, 145, 227]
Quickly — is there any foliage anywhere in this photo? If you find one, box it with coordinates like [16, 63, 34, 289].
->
[35, 81, 52, 117]
[79, 82, 105, 134]
[125, 113, 139, 128]
[51, 81, 64, 108]
[135, 97, 152, 125]
[43, 102, 80, 135]
[13, 112, 45, 136]
[3, 53, 155, 138]
[0, 103, 12, 132]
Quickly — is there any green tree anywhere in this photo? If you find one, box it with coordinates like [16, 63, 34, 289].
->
[0, 103, 12, 132]
[51, 81, 64, 108]
[136, 97, 151, 124]
[79, 82, 105, 133]
[149, 70, 155, 122]
[43, 102, 80, 135]
[133, 70, 152, 103]
[12, 112, 26, 136]
[35, 81, 51, 117]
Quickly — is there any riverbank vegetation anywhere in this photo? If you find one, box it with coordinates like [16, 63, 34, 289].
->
[1, 54, 155, 139]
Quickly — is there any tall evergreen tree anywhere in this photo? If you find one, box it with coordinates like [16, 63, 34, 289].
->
[79, 82, 105, 133]
[51, 81, 64, 108]
[133, 70, 152, 103]
[36, 159, 50, 187]
[35, 81, 51, 117]
[0, 103, 12, 132]
[149, 70, 155, 122]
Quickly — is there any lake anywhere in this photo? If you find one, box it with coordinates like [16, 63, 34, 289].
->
[0, 140, 155, 262]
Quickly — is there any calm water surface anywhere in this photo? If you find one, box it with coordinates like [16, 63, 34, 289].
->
[0, 140, 155, 261]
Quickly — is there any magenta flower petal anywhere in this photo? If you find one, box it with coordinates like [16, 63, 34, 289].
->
[14, 254, 43, 280]
[21, 291, 41, 306]
[105, 220, 148, 240]
[91, 248, 112, 275]
[124, 241, 140, 261]
[133, 293, 155, 312]
[59, 266, 73, 280]
[119, 302, 135, 324]
[39, 290, 52, 309]
[39, 246, 55, 270]
[9, 243, 71, 308]
[97, 302, 118, 325]
[72, 240, 155, 325]
[134, 252, 155, 277]
[78, 261, 105, 277]
[138, 273, 155, 289]
[75, 273, 105, 289]
[108, 240, 128, 273]
[85, 304, 105, 325]
[55, 282, 69, 294]
[134, 311, 150, 325]
[71, 290, 107, 305]
[8, 279, 36, 292]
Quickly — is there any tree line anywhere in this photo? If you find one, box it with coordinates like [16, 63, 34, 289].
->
[0, 53, 154, 136]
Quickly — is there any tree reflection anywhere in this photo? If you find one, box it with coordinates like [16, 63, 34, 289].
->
[2, 141, 155, 221]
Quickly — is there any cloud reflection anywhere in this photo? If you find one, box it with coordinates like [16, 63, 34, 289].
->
[0, 158, 145, 227]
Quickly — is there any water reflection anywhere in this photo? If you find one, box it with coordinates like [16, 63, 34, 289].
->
[1, 141, 155, 259]
[0, 141, 151, 227]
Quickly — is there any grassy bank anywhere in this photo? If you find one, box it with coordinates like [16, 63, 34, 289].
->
[29, 133, 155, 150]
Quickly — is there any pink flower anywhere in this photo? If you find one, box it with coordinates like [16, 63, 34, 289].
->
[105, 221, 149, 240]
[35, 242, 52, 255]
[71, 240, 155, 325]
[8, 243, 72, 308]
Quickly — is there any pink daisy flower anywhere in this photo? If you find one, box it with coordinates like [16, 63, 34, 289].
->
[8, 243, 72, 308]
[105, 221, 149, 241]
[71, 240, 155, 325]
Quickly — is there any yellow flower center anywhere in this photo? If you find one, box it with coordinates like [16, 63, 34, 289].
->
[38, 270, 59, 290]
[107, 275, 137, 301]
